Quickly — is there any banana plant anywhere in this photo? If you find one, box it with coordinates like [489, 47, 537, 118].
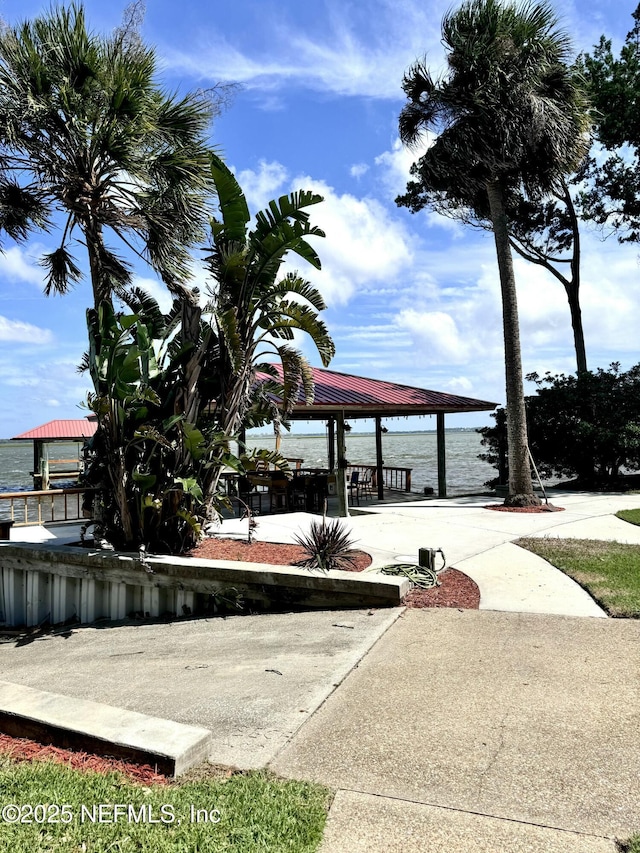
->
[82, 300, 224, 552]
[201, 153, 335, 503]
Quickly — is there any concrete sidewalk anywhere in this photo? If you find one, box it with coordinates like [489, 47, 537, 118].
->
[270, 608, 640, 852]
[13, 492, 640, 618]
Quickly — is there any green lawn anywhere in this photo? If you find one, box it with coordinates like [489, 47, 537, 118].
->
[0, 758, 331, 852]
[516, 537, 640, 617]
[620, 836, 640, 853]
[616, 508, 640, 527]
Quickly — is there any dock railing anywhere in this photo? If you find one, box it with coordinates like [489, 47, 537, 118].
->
[0, 487, 91, 526]
[348, 464, 412, 492]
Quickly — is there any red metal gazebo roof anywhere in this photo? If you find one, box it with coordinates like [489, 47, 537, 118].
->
[12, 418, 98, 441]
[273, 366, 497, 419]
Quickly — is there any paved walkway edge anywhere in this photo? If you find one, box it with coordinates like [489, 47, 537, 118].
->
[318, 790, 618, 853]
[267, 607, 405, 769]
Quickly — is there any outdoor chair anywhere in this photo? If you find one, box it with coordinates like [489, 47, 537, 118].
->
[269, 478, 289, 513]
[348, 470, 360, 506]
[359, 468, 374, 500]
[238, 476, 263, 514]
[288, 476, 308, 511]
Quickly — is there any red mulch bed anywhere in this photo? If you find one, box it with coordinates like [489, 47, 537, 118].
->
[190, 537, 373, 571]
[484, 503, 565, 513]
[403, 568, 480, 609]
[190, 537, 480, 609]
[0, 733, 169, 785]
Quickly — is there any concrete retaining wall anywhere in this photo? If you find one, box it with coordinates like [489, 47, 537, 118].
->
[0, 542, 408, 628]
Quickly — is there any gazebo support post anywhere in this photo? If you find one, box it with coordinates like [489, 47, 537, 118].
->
[33, 440, 46, 490]
[375, 416, 384, 500]
[437, 412, 447, 498]
[327, 417, 335, 471]
[335, 413, 349, 517]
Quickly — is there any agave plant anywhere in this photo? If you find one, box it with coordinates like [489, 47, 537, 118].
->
[294, 518, 358, 572]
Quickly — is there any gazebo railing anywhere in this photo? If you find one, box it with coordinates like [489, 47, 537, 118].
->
[0, 488, 90, 526]
[348, 464, 412, 492]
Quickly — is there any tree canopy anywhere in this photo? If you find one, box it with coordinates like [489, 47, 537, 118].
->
[0, 3, 215, 306]
[580, 3, 640, 242]
[479, 363, 640, 487]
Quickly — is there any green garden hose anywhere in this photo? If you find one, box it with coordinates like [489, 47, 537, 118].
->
[379, 563, 440, 589]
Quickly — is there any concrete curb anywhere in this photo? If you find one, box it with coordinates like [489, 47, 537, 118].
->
[0, 680, 212, 777]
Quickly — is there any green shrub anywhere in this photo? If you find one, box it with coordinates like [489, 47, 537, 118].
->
[478, 363, 640, 486]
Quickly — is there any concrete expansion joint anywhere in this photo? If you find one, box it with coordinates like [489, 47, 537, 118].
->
[332, 786, 618, 844]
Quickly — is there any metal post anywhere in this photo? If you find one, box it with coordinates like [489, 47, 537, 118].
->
[375, 416, 384, 500]
[437, 412, 447, 498]
[336, 412, 349, 517]
[327, 417, 336, 471]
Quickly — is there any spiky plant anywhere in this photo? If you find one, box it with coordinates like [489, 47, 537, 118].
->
[294, 518, 358, 572]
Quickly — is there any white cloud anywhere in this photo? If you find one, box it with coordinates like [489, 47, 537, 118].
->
[0, 315, 53, 344]
[162, 0, 449, 100]
[445, 376, 473, 393]
[350, 163, 369, 179]
[294, 174, 415, 304]
[236, 160, 289, 212]
[375, 137, 431, 196]
[230, 163, 415, 306]
[395, 309, 470, 364]
[0, 246, 45, 287]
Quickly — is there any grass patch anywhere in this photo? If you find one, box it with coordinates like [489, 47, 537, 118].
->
[619, 836, 640, 853]
[516, 537, 640, 618]
[616, 508, 640, 527]
[0, 757, 331, 852]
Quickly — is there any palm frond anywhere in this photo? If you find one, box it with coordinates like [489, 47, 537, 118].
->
[267, 302, 335, 367]
[0, 181, 51, 243]
[40, 245, 83, 296]
[253, 190, 324, 238]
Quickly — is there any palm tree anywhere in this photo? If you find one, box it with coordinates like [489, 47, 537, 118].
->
[200, 153, 335, 502]
[397, 0, 590, 506]
[0, 3, 214, 307]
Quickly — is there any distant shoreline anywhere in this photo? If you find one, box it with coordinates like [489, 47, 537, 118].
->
[247, 427, 483, 439]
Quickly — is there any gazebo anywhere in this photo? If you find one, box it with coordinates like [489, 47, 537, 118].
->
[11, 418, 98, 489]
[262, 366, 497, 514]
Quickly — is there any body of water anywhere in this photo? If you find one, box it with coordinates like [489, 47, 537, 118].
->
[246, 430, 495, 495]
[0, 441, 84, 493]
[0, 430, 496, 497]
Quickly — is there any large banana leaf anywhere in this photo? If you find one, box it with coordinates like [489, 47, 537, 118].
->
[209, 152, 250, 243]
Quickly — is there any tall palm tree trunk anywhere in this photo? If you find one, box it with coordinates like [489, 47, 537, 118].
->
[486, 180, 540, 506]
[84, 218, 113, 308]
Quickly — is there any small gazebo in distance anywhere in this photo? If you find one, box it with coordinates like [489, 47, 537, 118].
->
[11, 418, 98, 490]
[265, 365, 497, 514]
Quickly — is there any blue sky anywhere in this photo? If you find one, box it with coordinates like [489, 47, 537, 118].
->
[0, 0, 638, 437]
